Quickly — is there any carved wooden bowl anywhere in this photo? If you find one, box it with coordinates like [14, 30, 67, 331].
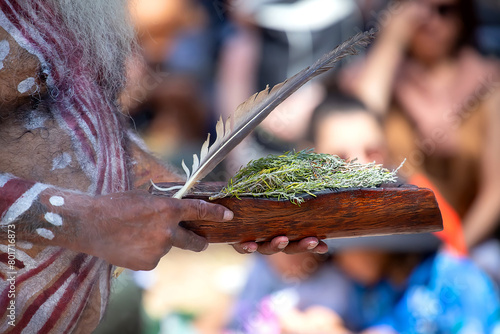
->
[150, 182, 443, 244]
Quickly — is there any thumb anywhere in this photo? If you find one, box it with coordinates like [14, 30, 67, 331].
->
[179, 199, 234, 222]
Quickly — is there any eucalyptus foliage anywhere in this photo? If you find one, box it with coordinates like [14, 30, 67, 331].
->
[211, 150, 402, 205]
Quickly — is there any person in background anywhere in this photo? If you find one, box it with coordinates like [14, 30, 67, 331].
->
[217, 0, 363, 177]
[342, 0, 500, 271]
[228, 91, 500, 333]
[312, 92, 500, 333]
[225, 94, 384, 334]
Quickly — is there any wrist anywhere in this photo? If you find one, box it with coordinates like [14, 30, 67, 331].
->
[38, 188, 98, 254]
[378, 28, 409, 53]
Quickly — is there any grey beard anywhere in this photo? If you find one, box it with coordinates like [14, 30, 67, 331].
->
[22, 0, 136, 97]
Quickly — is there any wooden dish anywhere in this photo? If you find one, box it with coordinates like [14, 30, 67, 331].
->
[150, 182, 443, 244]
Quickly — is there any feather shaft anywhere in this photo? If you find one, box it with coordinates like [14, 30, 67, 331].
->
[172, 30, 375, 199]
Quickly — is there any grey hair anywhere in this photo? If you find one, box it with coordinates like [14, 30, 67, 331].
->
[21, 0, 137, 97]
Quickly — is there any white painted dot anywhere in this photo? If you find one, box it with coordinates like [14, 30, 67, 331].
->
[0, 40, 9, 70]
[36, 228, 54, 240]
[25, 110, 49, 130]
[17, 77, 36, 94]
[49, 196, 65, 207]
[44, 212, 63, 226]
[51, 152, 72, 170]
[17, 241, 33, 249]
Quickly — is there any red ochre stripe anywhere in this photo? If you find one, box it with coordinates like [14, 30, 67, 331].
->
[0, 252, 25, 269]
[2, 1, 101, 166]
[0, 178, 36, 217]
[66, 274, 98, 333]
[59, 107, 97, 165]
[38, 256, 99, 334]
[2, 1, 64, 83]
[7, 253, 87, 332]
[0, 4, 126, 331]
[0, 249, 64, 314]
[2, 1, 128, 196]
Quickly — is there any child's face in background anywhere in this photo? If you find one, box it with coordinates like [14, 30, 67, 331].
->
[315, 111, 386, 164]
[314, 110, 389, 285]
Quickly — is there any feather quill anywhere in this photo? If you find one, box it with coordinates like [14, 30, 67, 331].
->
[153, 30, 375, 199]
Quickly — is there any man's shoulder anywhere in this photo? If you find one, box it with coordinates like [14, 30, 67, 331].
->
[0, 26, 46, 115]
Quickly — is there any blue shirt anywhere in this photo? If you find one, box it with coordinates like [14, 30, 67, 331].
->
[375, 251, 500, 333]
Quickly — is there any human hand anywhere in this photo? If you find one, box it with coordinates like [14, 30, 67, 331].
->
[73, 190, 233, 270]
[382, 1, 430, 48]
[232, 236, 328, 255]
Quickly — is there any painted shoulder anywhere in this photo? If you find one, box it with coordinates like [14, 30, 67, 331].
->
[0, 25, 46, 114]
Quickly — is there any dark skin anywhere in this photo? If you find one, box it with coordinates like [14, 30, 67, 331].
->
[0, 26, 327, 272]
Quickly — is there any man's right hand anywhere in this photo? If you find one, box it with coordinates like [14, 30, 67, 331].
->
[61, 190, 233, 271]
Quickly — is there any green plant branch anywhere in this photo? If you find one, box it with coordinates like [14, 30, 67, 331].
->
[210, 150, 403, 205]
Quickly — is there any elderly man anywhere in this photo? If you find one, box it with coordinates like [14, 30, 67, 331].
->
[0, 1, 327, 333]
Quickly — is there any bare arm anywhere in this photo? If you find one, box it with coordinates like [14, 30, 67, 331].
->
[125, 131, 328, 255]
[126, 129, 184, 188]
[463, 89, 500, 247]
[349, 2, 429, 114]
[0, 173, 234, 270]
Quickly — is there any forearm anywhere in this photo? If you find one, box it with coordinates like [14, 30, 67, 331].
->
[351, 30, 405, 114]
[1, 172, 226, 270]
[126, 130, 183, 189]
[349, 1, 429, 114]
[0, 174, 92, 252]
[463, 89, 500, 247]
[463, 191, 500, 248]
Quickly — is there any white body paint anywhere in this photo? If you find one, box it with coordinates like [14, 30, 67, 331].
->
[0, 173, 12, 187]
[0, 39, 9, 70]
[44, 212, 63, 226]
[51, 152, 72, 170]
[0, 183, 50, 225]
[17, 241, 34, 249]
[25, 109, 49, 130]
[0, 3, 131, 332]
[49, 195, 65, 206]
[17, 76, 36, 93]
[36, 228, 55, 240]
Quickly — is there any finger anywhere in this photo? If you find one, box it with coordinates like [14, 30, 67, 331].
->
[179, 199, 234, 222]
[282, 237, 328, 254]
[256, 236, 291, 255]
[171, 226, 208, 252]
[232, 242, 258, 254]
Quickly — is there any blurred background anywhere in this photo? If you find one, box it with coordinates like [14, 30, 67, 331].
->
[96, 0, 500, 333]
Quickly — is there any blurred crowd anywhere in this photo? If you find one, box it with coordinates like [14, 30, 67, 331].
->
[97, 0, 500, 333]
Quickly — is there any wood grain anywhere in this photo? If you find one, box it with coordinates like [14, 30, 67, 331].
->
[151, 182, 443, 244]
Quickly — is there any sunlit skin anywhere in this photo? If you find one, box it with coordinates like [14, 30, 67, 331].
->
[269, 109, 392, 333]
[350, 0, 500, 250]
[315, 111, 386, 164]
[409, 0, 463, 66]
[315, 110, 393, 286]
[0, 2, 326, 332]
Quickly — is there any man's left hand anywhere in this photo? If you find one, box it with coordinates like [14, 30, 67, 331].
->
[233, 236, 328, 255]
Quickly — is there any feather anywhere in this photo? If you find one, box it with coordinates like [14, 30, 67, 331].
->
[167, 30, 375, 199]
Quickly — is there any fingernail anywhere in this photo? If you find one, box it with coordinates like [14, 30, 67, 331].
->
[307, 241, 319, 250]
[314, 248, 328, 254]
[223, 210, 234, 221]
[278, 241, 289, 250]
[242, 245, 256, 253]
